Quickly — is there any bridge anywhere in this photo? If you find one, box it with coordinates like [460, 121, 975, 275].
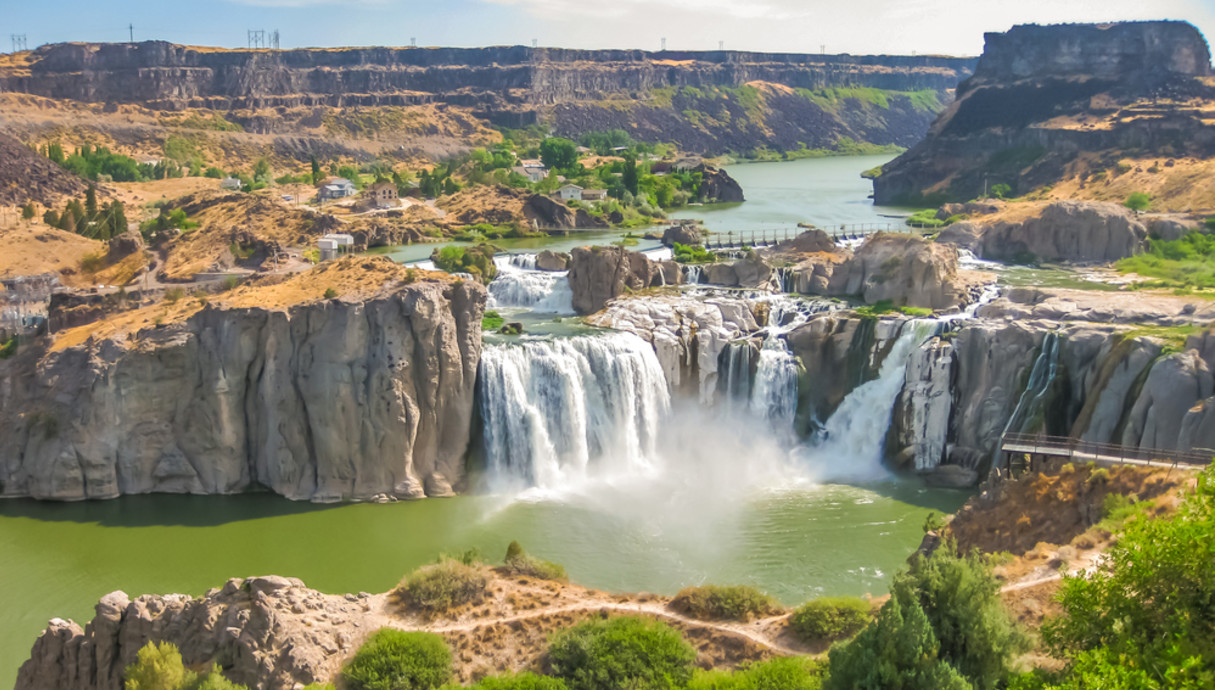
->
[703, 223, 937, 250]
[999, 432, 1214, 474]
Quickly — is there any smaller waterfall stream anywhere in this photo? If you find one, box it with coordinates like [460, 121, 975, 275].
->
[487, 255, 575, 314]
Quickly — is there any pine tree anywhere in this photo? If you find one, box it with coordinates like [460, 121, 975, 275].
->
[109, 201, 128, 238]
[310, 156, 321, 185]
[85, 185, 98, 220]
[21, 202, 36, 220]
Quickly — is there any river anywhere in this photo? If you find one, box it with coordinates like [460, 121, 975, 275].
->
[0, 153, 962, 687]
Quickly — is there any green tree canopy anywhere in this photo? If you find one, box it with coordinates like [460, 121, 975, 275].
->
[547, 616, 697, 690]
[539, 137, 578, 170]
[1124, 192, 1151, 213]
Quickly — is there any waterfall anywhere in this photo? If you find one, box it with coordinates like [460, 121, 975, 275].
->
[683, 264, 703, 284]
[798, 319, 942, 478]
[749, 337, 799, 431]
[487, 256, 574, 314]
[718, 341, 755, 405]
[478, 332, 671, 490]
[990, 331, 1061, 472]
[775, 266, 798, 294]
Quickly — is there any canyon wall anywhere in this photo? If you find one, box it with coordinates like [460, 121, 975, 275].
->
[0, 275, 485, 502]
[872, 21, 1215, 205]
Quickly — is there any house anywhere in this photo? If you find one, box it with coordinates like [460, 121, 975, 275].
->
[318, 178, 357, 201]
[366, 180, 399, 209]
[558, 184, 584, 201]
[512, 161, 549, 183]
[318, 233, 354, 261]
[220, 177, 242, 191]
[581, 189, 608, 202]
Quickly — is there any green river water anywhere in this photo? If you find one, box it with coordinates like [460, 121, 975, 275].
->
[1, 153, 974, 687]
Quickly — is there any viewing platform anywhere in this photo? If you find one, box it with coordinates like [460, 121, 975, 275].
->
[999, 432, 1214, 473]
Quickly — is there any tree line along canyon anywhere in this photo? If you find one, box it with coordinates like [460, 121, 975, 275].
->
[1, 17, 1215, 690]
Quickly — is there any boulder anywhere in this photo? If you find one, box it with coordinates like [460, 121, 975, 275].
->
[524, 194, 608, 229]
[1147, 217, 1198, 241]
[827, 233, 965, 309]
[534, 250, 570, 271]
[106, 231, 145, 261]
[943, 201, 1149, 263]
[694, 164, 745, 203]
[662, 223, 703, 247]
[567, 246, 656, 315]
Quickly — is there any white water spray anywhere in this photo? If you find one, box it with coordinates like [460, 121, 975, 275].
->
[487, 255, 575, 314]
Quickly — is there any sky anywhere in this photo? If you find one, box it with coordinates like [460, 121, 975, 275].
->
[1, 0, 1213, 57]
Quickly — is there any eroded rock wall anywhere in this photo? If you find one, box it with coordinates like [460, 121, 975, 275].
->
[0, 280, 485, 501]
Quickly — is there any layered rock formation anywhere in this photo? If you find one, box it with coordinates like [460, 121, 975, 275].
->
[873, 21, 1215, 205]
[825, 234, 966, 309]
[0, 42, 974, 155]
[0, 258, 486, 501]
[938, 201, 1149, 263]
[567, 246, 663, 315]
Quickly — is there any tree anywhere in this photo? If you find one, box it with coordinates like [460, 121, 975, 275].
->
[341, 629, 452, 690]
[43, 209, 59, 227]
[85, 185, 98, 220]
[990, 183, 1011, 199]
[1124, 192, 1151, 213]
[547, 616, 697, 690]
[539, 137, 578, 170]
[1033, 466, 1215, 688]
[470, 672, 568, 690]
[46, 141, 65, 165]
[21, 202, 36, 220]
[124, 641, 196, 690]
[310, 156, 322, 185]
[109, 201, 129, 238]
[621, 156, 639, 197]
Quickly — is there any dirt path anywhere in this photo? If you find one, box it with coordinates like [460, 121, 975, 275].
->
[373, 599, 804, 657]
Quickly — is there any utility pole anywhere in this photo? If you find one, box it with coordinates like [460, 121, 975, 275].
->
[661, 37, 666, 51]
[129, 24, 134, 43]
[719, 40, 724, 50]
[532, 38, 538, 48]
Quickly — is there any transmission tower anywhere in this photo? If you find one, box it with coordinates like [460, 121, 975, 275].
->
[11, 34, 28, 53]
[410, 37, 417, 47]
[248, 29, 266, 49]
[271, 30, 280, 49]
[719, 40, 724, 50]
[661, 37, 666, 51]
[532, 38, 538, 48]
[129, 24, 134, 42]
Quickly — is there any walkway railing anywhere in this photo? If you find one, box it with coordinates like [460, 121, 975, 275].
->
[704, 223, 936, 249]
[999, 432, 1214, 470]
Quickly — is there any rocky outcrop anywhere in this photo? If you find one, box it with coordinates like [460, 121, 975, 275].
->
[16, 576, 372, 690]
[699, 251, 773, 289]
[0, 260, 486, 501]
[534, 250, 570, 271]
[662, 222, 703, 248]
[567, 246, 659, 315]
[826, 234, 965, 309]
[0, 132, 88, 206]
[873, 21, 1215, 205]
[588, 293, 760, 400]
[939, 201, 1148, 263]
[525, 194, 608, 229]
[695, 165, 744, 203]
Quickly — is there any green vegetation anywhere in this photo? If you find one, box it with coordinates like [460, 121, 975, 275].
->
[396, 558, 489, 615]
[686, 657, 824, 690]
[323, 287, 339, 300]
[42, 188, 129, 240]
[672, 242, 718, 264]
[906, 209, 946, 228]
[503, 541, 568, 582]
[789, 597, 871, 642]
[539, 137, 579, 170]
[860, 165, 883, 180]
[990, 183, 1012, 200]
[1121, 323, 1203, 354]
[124, 641, 246, 690]
[1011, 466, 1215, 688]
[21, 202, 36, 220]
[547, 616, 697, 690]
[1124, 191, 1152, 213]
[669, 584, 778, 622]
[855, 300, 934, 318]
[431, 244, 498, 283]
[140, 207, 198, 242]
[825, 539, 1028, 690]
[482, 310, 505, 331]
[0, 337, 18, 359]
[342, 629, 452, 690]
[1116, 233, 1215, 289]
[463, 672, 569, 690]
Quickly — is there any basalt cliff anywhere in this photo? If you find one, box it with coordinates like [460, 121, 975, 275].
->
[0, 42, 976, 157]
[0, 258, 485, 502]
[872, 21, 1215, 208]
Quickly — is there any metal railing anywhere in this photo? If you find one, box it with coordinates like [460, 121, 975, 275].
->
[1000, 432, 1215, 469]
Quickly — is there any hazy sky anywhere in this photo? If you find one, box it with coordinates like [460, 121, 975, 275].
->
[2, 0, 1213, 57]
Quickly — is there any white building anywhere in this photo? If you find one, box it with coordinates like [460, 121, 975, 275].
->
[558, 184, 584, 201]
[318, 178, 357, 201]
[220, 177, 242, 191]
[318, 233, 355, 261]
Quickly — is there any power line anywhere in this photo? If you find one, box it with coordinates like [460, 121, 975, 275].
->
[11, 34, 28, 53]
[248, 29, 265, 49]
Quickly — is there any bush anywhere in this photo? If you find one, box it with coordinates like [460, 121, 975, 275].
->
[482, 310, 505, 331]
[468, 672, 568, 690]
[1124, 191, 1151, 213]
[323, 287, 339, 299]
[789, 597, 871, 641]
[672, 242, 717, 264]
[342, 629, 452, 690]
[0, 337, 16, 359]
[123, 641, 247, 690]
[670, 584, 778, 622]
[503, 541, 568, 582]
[397, 558, 489, 614]
[547, 616, 697, 690]
[686, 657, 824, 690]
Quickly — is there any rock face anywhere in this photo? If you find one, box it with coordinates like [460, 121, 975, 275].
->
[525, 194, 608, 229]
[534, 250, 570, 271]
[826, 234, 965, 309]
[567, 246, 659, 315]
[0, 270, 486, 501]
[873, 21, 1215, 205]
[16, 577, 372, 690]
[939, 201, 1148, 263]
[700, 252, 773, 289]
[0, 132, 88, 206]
[695, 165, 744, 203]
[662, 222, 703, 248]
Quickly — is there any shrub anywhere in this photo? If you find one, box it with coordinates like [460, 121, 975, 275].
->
[397, 558, 489, 614]
[670, 584, 778, 622]
[323, 287, 339, 300]
[469, 672, 568, 690]
[790, 597, 871, 641]
[687, 657, 824, 690]
[547, 616, 697, 690]
[164, 288, 186, 304]
[482, 310, 505, 331]
[80, 251, 106, 273]
[0, 337, 17, 359]
[1124, 191, 1151, 213]
[342, 628, 452, 690]
[990, 183, 1012, 199]
[503, 541, 568, 582]
[672, 242, 717, 264]
[123, 641, 247, 690]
